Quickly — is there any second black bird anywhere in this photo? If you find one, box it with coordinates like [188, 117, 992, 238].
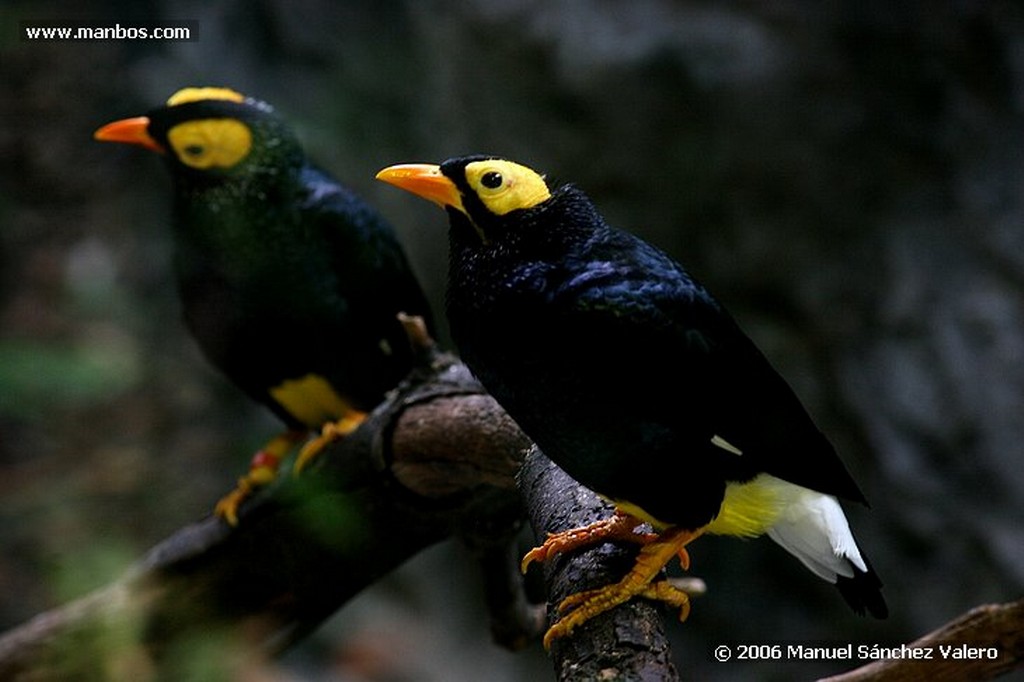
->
[96, 88, 432, 523]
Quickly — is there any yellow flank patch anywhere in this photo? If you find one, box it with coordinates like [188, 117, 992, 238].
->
[166, 87, 245, 106]
[269, 374, 355, 429]
[167, 119, 253, 170]
[704, 474, 788, 537]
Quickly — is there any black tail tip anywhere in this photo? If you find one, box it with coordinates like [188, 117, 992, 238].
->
[836, 566, 888, 619]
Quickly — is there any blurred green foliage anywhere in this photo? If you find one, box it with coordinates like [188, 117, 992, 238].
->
[0, 340, 140, 419]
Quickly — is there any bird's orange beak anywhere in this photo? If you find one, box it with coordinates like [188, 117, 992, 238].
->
[375, 163, 464, 213]
[93, 116, 165, 154]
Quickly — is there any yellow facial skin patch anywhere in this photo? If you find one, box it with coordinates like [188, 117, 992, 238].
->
[463, 159, 552, 215]
[167, 119, 253, 170]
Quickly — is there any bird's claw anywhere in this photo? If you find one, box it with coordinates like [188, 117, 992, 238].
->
[214, 484, 249, 527]
[212, 436, 295, 526]
[521, 511, 655, 574]
[214, 467, 273, 526]
[542, 580, 692, 650]
[536, 525, 701, 649]
[293, 410, 368, 474]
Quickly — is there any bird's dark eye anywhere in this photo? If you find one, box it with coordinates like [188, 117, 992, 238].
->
[481, 171, 503, 189]
[184, 144, 204, 156]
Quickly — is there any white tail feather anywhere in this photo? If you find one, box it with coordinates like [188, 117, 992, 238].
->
[764, 481, 867, 583]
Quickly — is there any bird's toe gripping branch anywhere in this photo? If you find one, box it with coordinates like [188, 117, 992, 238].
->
[213, 411, 368, 526]
[214, 431, 305, 526]
[525, 520, 701, 649]
[292, 410, 369, 474]
[521, 509, 689, 574]
[544, 576, 692, 649]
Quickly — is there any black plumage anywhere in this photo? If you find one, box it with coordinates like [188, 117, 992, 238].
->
[96, 88, 432, 521]
[378, 155, 886, 642]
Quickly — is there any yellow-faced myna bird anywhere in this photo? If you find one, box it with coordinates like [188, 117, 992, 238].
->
[377, 156, 886, 647]
[95, 88, 432, 524]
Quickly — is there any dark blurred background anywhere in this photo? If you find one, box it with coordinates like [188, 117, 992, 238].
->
[2, 1, 1023, 680]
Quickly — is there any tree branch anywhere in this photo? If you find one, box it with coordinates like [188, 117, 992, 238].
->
[0, 320, 687, 680]
[518, 447, 690, 681]
[819, 598, 1024, 682]
[0, 329, 536, 680]
[0, 319, 1020, 681]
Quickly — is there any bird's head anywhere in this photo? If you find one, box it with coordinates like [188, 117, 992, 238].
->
[376, 155, 553, 244]
[94, 87, 301, 183]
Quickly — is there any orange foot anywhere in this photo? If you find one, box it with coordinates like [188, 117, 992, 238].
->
[521, 510, 690, 574]
[292, 410, 368, 474]
[214, 430, 304, 526]
[538, 525, 702, 649]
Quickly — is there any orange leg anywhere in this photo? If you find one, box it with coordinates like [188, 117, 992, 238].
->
[292, 410, 368, 474]
[522, 510, 691, 574]
[541, 526, 702, 649]
[214, 430, 305, 526]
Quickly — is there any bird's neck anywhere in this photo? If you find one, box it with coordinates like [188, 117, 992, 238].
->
[171, 170, 308, 288]
[445, 197, 602, 346]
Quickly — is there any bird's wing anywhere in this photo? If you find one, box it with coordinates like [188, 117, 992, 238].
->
[551, 240, 866, 504]
[300, 166, 433, 329]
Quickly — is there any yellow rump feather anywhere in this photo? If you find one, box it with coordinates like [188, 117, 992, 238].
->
[610, 473, 789, 537]
[269, 374, 355, 429]
[704, 474, 790, 537]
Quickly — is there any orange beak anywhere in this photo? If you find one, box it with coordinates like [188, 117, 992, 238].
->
[93, 116, 165, 154]
[375, 163, 464, 213]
